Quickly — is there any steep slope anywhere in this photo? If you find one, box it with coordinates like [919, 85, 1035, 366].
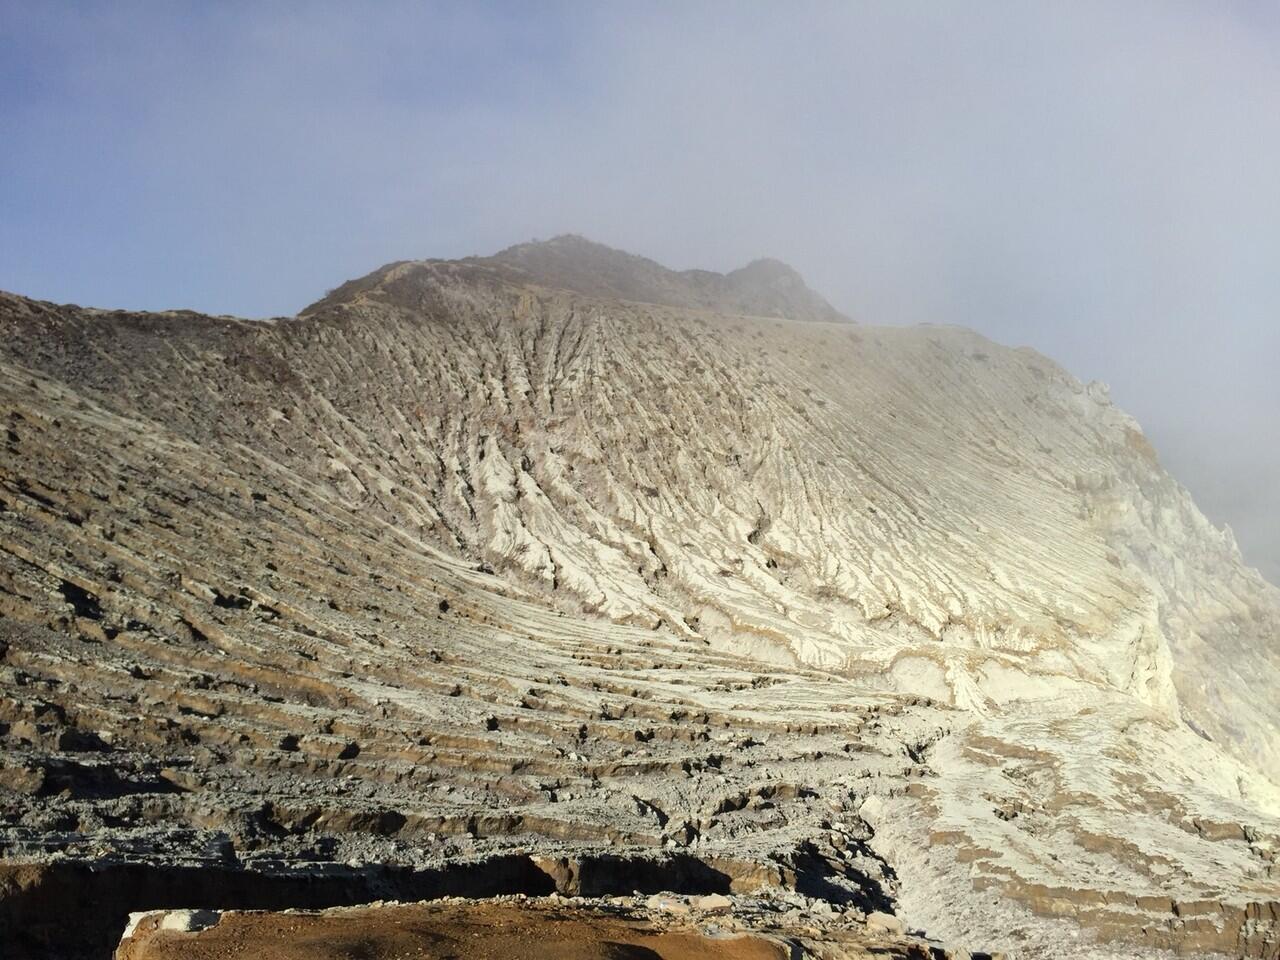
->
[1, 241, 1278, 958]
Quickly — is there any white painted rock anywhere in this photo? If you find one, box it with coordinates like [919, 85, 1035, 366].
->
[121, 911, 163, 940]
[159, 909, 221, 933]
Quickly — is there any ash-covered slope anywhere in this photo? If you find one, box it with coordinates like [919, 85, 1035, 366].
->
[303, 240, 1278, 771]
[1, 240, 1278, 959]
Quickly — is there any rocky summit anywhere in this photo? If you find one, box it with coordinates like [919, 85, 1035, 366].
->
[0, 237, 1277, 959]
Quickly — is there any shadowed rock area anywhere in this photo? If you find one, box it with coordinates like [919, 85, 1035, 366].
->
[0, 238, 1277, 959]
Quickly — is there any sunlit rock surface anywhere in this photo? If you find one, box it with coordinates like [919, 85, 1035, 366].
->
[0, 237, 1277, 958]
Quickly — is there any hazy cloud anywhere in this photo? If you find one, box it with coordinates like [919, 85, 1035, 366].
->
[1, 1, 1276, 581]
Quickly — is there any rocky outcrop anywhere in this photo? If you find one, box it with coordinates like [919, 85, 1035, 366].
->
[1, 239, 1278, 958]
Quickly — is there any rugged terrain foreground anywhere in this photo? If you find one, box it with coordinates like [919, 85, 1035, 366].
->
[0, 236, 1277, 959]
[113, 895, 968, 960]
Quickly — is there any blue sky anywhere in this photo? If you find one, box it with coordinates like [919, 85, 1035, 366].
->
[2, 1, 1278, 581]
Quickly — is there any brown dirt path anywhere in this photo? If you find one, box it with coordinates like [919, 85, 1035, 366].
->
[115, 901, 793, 960]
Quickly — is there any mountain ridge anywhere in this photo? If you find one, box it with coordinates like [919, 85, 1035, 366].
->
[1, 242, 1278, 958]
[300, 235, 850, 323]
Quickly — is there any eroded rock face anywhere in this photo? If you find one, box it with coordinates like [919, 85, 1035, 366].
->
[0, 239, 1278, 959]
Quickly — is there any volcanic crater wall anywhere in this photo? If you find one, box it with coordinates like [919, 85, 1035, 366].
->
[1, 239, 1278, 958]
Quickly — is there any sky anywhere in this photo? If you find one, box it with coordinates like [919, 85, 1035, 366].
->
[2, 1, 1277, 583]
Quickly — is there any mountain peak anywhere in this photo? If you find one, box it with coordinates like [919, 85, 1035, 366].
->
[303, 236, 849, 323]
[486, 236, 848, 322]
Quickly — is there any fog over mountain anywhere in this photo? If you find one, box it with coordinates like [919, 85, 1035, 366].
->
[1, 4, 1276, 572]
